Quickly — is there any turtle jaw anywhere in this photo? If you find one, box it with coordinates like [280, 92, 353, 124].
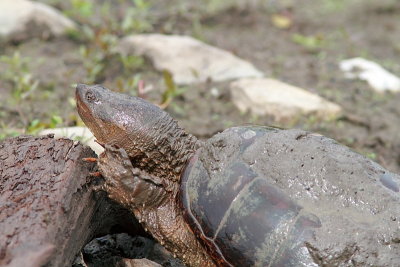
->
[76, 83, 102, 141]
[75, 83, 88, 99]
[76, 83, 113, 146]
[76, 83, 97, 120]
[75, 84, 91, 122]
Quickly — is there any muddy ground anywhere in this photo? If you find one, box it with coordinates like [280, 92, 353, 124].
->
[0, 0, 399, 175]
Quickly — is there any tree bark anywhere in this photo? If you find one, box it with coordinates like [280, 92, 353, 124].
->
[0, 135, 141, 267]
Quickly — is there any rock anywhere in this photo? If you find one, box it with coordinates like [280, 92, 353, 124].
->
[148, 244, 185, 267]
[39, 127, 104, 155]
[81, 234, 184, 267]
[339, 57, 400, 93]
[230, 78, 342, 121]
[117, 258, 162, 267]
[72, 253, 88, 267]
[82, 234, 154, 264]
[116, 34, 264, 85]
[0, 0, 76, 42]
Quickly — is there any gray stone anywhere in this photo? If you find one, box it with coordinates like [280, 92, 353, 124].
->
[39, 127, 104, 155]
[118, 258, 162, 267]
[230, 78, 341, 121]
[80, 234, 184, 267]
[340, 57, 400, 93]
[116, 34, 264, 85]
[0, 0, 76, 42]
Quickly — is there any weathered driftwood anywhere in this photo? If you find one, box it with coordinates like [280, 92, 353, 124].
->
[0, 135, 141, 267]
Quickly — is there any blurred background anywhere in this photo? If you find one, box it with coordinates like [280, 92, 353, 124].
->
[0, 0, 399, 173]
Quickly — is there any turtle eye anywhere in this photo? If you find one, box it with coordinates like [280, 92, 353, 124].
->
[85, 91, 96, 102]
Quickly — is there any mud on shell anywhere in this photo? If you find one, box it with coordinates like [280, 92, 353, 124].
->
[180, 126, 321, 266]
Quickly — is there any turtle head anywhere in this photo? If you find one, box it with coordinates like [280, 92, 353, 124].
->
[76, 83, 199, 181]
[76, 83, 166, 148]
[76, 84, 119, 145]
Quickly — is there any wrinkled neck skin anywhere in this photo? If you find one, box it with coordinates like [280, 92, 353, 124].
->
[98, 145, 216, 267]
[120, 111, 201, 190]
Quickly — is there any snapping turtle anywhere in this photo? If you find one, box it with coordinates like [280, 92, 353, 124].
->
[76, 84, 400, 267]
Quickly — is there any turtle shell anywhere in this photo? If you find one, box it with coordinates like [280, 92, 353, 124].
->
[180, 126, 321, 266]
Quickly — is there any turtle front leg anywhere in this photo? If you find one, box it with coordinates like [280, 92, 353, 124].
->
[97, 145, 216, 267]
[98, 145, 166, 208]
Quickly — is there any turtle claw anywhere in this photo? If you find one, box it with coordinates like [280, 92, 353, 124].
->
[83, 157, 98, 162]
[89, 171, 102, 177]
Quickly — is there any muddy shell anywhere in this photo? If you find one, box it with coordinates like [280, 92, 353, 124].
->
[181, 126, 400, 266]
[180, 126, 322, 266]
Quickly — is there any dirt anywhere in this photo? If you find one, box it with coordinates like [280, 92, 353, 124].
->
[0, 0, 399, 176]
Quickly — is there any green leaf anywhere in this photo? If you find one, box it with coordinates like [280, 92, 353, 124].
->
[160, 70, 176, 106]
[50, 115, 63, 127]
[292, 33, 325, 51]
[30, 119, 40, 128]
[71, 0, 94, 17]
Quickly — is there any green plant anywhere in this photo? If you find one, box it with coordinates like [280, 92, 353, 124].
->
[64, 0, 94, 19]
[119, 54, 145, 74]
[365, 151, 377, 160]
[65, 0, 152, 85]
[159, 70, 187, 109]
[115, 73, 142, 94]
[26, 115, 63, 135]
[321, 0, 347, 13]
[203, 0, 244, 15]
[0, 51, 41, 125]
[78, 29, 119, 83]
[0, 52, 39, 101]
[292, 33, 326, 52]
[79, 45, 105, 83]
[191, 16, 206, 41]
[0, 124, 20, 139]
[121, 0, 154, 33]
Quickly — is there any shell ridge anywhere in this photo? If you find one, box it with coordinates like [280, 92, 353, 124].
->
[182, 170, 234, 267]
[267, 208, 312, 267]
[213, 176, 262, 240]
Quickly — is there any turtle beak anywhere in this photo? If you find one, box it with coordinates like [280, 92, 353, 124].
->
[76, 83, 92, 113]
[76, 83, 92, 123]
[76, 83, 88, 101]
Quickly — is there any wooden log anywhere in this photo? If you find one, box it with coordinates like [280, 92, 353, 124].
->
[0, 135, 141, 267]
